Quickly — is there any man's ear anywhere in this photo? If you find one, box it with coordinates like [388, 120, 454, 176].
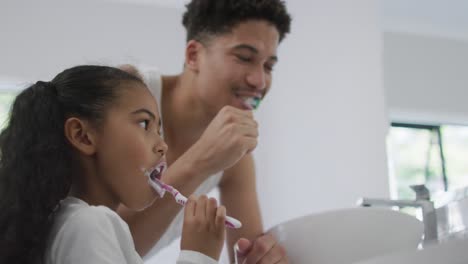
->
[64, 117, 98, 156]
[185, 40, 203, 72]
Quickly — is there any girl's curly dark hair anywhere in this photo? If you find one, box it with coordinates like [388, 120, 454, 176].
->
[0, 65, 143, 264]
[182, 0, 292, 43]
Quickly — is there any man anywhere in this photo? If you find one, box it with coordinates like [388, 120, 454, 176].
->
[119, 0, 291, 263]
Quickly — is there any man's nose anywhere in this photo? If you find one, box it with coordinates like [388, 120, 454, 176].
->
[246, 65, 267, 91]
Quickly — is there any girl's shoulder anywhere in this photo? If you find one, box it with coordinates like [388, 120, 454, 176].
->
[54, 197, 130, 238]
[46, 197, 140, 263]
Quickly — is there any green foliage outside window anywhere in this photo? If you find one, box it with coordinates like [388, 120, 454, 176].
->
[388, 124, 468, 200]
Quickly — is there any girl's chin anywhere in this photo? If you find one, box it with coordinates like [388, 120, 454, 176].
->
[138, 195, 159, 211]
[125, 193, 158, 212]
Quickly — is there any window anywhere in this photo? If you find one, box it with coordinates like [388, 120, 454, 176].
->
[387, 123, 468, 200]
[0, 81, 24, 130]
[0, 92, 18, 129]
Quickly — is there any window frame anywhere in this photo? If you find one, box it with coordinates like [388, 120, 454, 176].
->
[391, 122, 448, 192]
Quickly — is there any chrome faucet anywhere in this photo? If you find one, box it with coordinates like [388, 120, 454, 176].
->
[356, 185, 438, 244]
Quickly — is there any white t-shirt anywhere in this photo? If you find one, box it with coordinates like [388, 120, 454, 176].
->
[45, 197, 218, 264]
[139, 67, 224, 260]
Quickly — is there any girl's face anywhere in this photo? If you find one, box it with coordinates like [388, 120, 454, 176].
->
[93, 81, 167, 211]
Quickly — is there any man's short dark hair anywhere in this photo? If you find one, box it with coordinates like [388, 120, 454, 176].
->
[182, 0, 291, 43]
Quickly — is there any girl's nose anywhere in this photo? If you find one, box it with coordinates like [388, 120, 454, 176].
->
[153, 140, 168, 156]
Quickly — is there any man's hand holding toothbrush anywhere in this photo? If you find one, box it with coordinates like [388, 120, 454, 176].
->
[184, 105, 258, 179]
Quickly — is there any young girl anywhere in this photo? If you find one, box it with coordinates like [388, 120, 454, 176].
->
[0, 65, 226, 264]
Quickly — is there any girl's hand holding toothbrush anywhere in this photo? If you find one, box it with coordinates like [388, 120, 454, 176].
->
[181, 195, 226, 261]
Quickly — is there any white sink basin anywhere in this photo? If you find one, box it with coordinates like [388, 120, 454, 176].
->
[268, 208, 423, 264]
[354, 239, 468, 264]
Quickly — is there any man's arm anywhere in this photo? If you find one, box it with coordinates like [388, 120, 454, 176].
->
[219, 154, 263, 261]
[115, 100, 258, 257]
[220, 154, 289, 264]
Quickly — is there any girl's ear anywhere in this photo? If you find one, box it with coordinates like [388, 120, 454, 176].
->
[185, 39, 203, 72]
[64, 117, 98, 155]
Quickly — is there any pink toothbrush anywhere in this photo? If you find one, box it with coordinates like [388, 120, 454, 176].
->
[146, 173, 242, 229]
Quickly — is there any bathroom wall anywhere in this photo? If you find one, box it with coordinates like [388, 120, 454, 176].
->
[384, 32, 468, 125]
[1, 0, 389, 262]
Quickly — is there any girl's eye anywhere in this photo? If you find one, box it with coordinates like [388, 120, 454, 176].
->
[139, 120, 150, 130]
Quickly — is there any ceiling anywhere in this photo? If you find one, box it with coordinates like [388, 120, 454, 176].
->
[101, 0, 468, 41]
[381, 0, 468, 41]
[101, 0, 187, 8]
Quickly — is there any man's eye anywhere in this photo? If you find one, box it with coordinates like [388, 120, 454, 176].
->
[139, 120, 150, 130]
[265, 64, 274, 72]
[237, 55, 252, 62]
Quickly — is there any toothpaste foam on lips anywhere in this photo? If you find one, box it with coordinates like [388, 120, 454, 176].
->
[243, 97, 261, 110]
[143, 163, 167, 198]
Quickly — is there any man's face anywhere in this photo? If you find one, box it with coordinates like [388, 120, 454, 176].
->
[193, 20, 280, 113]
